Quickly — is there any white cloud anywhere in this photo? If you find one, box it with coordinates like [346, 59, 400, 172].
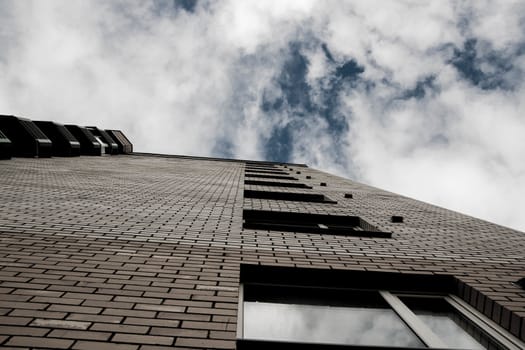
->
[465, 0, 525, 49]
[0, 0, 524, 232]
[334, 53, 525, 232]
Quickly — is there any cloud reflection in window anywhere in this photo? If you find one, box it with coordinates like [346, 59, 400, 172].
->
[416, 314, 484, 349]
[244, 301, 424, 347]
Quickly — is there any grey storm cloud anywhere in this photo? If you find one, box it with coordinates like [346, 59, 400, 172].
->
[1, 0, 524, 232]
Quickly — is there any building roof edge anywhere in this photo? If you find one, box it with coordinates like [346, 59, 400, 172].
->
[131, 152, 308, 167]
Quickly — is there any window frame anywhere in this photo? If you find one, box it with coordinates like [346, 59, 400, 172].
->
[242, 210, 391, 238]
[245, 173, 299, 180]
[244, 179, 313, 188]
[381, 291, 525, 350]
[237, 269, 525, 350]
[245, 169, 290, 175]
[243, 189, 337, 203]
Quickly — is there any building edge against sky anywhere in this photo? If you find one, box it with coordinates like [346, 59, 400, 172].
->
[0, 117, 524, 349]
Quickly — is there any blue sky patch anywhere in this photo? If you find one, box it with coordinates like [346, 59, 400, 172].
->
[400, 75, 437, 99]
[450, 39, 517, 90]
[263, 42, 364, 164]
[276, 43, 312, 110]
[174, 0, 198, 12]
[265, 122, 295, 163]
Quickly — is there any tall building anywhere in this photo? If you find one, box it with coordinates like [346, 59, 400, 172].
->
[0, 152, 524, 350]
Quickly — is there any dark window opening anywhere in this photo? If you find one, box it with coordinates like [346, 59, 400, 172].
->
[86, 127, 119, 155]
[244, 190, 336, 203]
[245, 180, 312, 189]
[245, 167, 281, 173]
[0, 115, 52, 158]
[34, 121, 80, 157]
[245, 169, 290, 175]
[245, 173, 298, 180]
[245, 166, 279, 171]
[0, 129, 12, 160]
[391, 215, 404, 223]
[515, 278, 525, 289]
[243, 210, 390, 238]
[245, 162, 278, 168]
[65, 125, 102, 156]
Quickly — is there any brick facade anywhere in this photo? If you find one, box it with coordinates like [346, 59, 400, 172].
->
[0, 154, 524, 349]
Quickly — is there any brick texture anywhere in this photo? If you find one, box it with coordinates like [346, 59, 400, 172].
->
[0, 154, 524, 349]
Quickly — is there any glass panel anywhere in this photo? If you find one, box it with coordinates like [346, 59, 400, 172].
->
[243, 300, 424, 347]
[401, 297, 506, 350]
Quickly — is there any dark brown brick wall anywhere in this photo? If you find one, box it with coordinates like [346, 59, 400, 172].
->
[0, 154, 524, 349]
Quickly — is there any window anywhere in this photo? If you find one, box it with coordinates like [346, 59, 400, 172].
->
[0, 129, 12, 159]
[237, 265, 525, 350]
[245, 169, 290, 175]
[244, 180, 312, 189]
[105, 129, 133, 153]
[245, 162, 279, 169]
[86, 127, 119, 155]
[243, 210, 390, 238]
[0, 115, 52, 157]
[65, 125, 102, 156]
[245, 173, 298, 180]
[244, 190, 336, 203]
[516, 278, 525, 290]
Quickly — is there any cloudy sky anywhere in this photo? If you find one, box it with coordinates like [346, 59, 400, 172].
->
[1, 0, 524, 231]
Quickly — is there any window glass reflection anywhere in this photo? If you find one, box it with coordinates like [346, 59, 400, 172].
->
[243, 301, 423, 347]
[400, 297, 505, 350]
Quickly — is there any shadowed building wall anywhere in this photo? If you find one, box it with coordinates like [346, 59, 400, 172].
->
[0, 154, 524, 349]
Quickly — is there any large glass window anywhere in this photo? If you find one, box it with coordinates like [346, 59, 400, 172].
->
[399, 296, 501, 350]
[238, 284, 524, 350]
[244, 290, 423, 347]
